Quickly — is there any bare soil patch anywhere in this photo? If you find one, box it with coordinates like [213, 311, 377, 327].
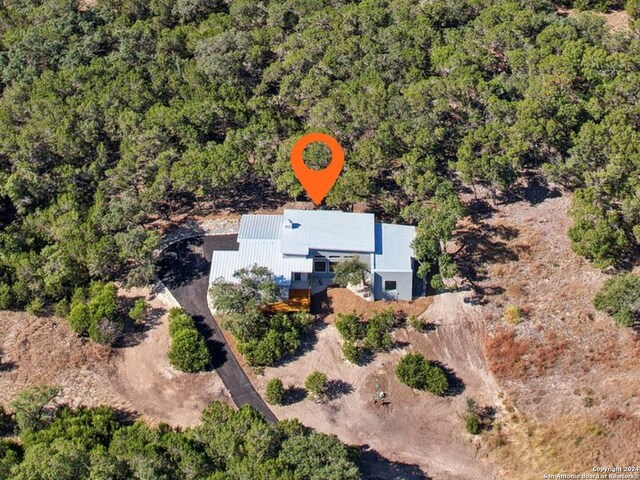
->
[0, 287, 231, 428]
[458, 187, 640, 476]
[250, 288, 501, 480]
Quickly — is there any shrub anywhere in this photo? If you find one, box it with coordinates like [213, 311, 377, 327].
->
[88, 318, 121, 346]
[128, 299, 147, 324]
[168, 327, 210, 373]
[503, 305, 523, 325]
[0, 283, 13, 310]
[593, 274, 640, 327]
[628, 0, 640, 17]
[408, 314, 426, 332]
[466, 415, 481, 435]
[464, 398, 481, 435]
[54, 299, 70, 318]
[265, 378, 285, 405]
[305, 371, 328, 401]
[364, 310, 395, 351]
[342, 341, 360, 364]
[335, 312, 364, 342]
[67, 303, 91, 335]
[396, 353, 449, 396]
[26, 298, 45, 316]
[168, 308, 196, 335]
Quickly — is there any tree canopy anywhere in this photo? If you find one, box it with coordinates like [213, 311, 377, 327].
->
[0, 0, 638, 308]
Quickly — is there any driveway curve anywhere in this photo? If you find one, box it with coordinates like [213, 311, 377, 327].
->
[156, 234, 277, 423]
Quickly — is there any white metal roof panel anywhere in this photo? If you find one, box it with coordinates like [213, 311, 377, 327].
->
[209, 239, 313, 286]
[238, 215, 283, 240]
[373, 223, 415, 272]
[280, 209, 375, 255]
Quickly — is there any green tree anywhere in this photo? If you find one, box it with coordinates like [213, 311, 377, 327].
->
[168, 328, 210, 373]
[333, 259, 370, 288]
[396, 353, 449, 396]
[10, 385, 59, 433]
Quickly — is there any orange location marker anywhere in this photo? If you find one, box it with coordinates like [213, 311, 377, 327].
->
[290, 133, 344, 205]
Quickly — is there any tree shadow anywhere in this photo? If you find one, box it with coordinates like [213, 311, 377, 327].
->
[480, 405, 498, 432]
[191, 314, 228, 370]
[326, 379, 353, 401]
[156, 236, 210, 289]
[501, 171, 562, 206]
[115, 303, 165, 349]
[0, 360, 16, 373]
[432, 361, 465, 397]
[284, 386, 307, 405]
[274, 320, 327, 367]
[454, 220, 519, 299]
[358, 445, 431, 480]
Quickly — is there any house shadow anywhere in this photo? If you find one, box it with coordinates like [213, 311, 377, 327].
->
[156, 236, 209, 289]
[310, 289, 334, 316]
[358, 445, 431, 480]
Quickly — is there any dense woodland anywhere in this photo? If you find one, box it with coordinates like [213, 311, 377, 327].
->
[0, 387, 360, 479]
[0, 0, 638, 308]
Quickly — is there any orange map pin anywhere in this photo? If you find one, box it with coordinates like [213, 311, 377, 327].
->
[290, 133, 344, 205]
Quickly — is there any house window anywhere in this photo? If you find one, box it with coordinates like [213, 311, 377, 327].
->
[313, 260, 327, 272]
[384, 280, 397, 291]
[294, 272, 301, 281]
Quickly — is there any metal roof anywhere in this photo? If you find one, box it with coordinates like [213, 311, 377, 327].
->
[238, 215, 283, 240]
[209, 239, 313, 287]
[281, 209, 375, 255]
[373, 223, 416, 272]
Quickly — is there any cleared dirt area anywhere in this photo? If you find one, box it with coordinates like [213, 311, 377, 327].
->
[0, 287, 231, 428]
[457, 184, 640, 477]
[250, 289, 501, 480]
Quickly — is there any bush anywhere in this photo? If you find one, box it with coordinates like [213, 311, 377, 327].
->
[265, 378, 285, 405]
[628, 0, 640, 17]
[67, 302, 91, 335]
[503, 305, 523, 325]
[129, 299, 147, 324]
[88, 318, 121, 346]
[342, 341, 361, 364]
[305, 371, 328, 401]
[168, 326, 210, 373]
[53, 299, 70, 318]
[408, 314, 426, 332]
[364, 310, 395, 351]
[335, 312, 364, 342]
[0, 283, 13, 310]
[593, 274, 640, 327]
[396, 353, 449, 396]
[168, 308, 196, 335]
[464, 398, 481, 435]
[26, 298, 45, 316]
